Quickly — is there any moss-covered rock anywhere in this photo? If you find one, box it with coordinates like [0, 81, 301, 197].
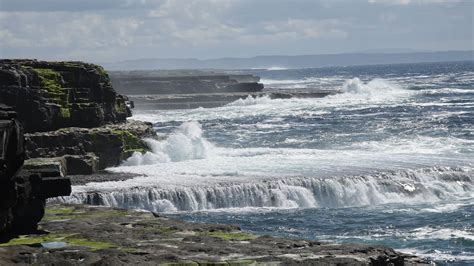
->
[0, 59, 132, 132]
[25, 120, 154, 170]
[0, 203, 429, 265]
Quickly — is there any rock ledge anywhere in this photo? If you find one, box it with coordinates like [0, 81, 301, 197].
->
[0, 204, 430, 265]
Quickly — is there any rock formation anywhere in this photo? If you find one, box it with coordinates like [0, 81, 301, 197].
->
[0, 59, 131, 133]
[0, 203, 430, 265]
[110, 70, 263, 95]
[25, 120, 154, 170]
[0, 104, 71, 236]
[0, 60, 154, 175]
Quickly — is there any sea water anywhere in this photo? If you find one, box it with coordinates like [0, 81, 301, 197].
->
[64, 61, 473, 264]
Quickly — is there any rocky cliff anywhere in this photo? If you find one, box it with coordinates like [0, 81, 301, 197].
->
[0, 60, 131, 133]
[0, 60, 154, 175]
[25, 120, 154, 170]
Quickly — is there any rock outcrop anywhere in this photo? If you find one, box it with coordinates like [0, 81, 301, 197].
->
[0, 105, 71, 236]
[25, 120, 154, 171]
[0, 59, 131, 133]
[0, 204, 430, 265]
[110, 70, 263, 95]
[0, 60, 154, 175]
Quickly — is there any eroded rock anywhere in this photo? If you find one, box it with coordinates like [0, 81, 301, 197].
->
[0, 204, 431, 265]
[25, 120, 154, 170]
[0, 59, 131, 133]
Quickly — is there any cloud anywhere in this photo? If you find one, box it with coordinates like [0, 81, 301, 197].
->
[0, 11, 143, 48]
[368, 0, 462, 5]
[0, 0, 470, 61]
[261, 19, 347, 39]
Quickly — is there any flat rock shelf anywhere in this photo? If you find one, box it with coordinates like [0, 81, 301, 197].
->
[0, 204, 429, 265]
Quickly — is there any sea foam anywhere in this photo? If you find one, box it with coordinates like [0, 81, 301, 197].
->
[122, 121, 213, 166]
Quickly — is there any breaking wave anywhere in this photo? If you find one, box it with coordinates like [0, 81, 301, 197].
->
[122, 121, 212, 166]
[227, 78, 411, 107]
[226, 95, 272, 106]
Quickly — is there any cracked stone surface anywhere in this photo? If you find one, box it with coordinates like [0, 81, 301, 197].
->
[0, 204, 429, 265]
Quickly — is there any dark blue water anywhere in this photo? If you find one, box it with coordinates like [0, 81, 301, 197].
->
[71, 61, 474, 264]
[165, 61, 474, 265]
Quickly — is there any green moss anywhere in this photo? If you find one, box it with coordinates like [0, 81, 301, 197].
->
[112, 130, 148, 154]
[156, 226, 177, 234]
[34, 68, 63, 95]
[0, 234, 72, 247]
[45, 206, 76, 216]
[115, 99, 127, 113]
[42, 206, 129, 222]
[0, 233, 117, 251]
[205, 231, 256, 241]
[66, 238, 117, 251]
[33, 68, 71, 119]
[59, 107, 71, 118]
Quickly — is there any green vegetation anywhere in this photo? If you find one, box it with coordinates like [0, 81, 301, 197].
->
[34, 68, 63, 95]
[112, 130, 148, 154]
[66, 237, 117, 251]
[60, 107, 71, 118]
[0, 233, 117, 251]
[33, 68, 71, 120]
[205, 231, 256, 241]
[115, 99, 127, 113]
[42, 205, 129, 222]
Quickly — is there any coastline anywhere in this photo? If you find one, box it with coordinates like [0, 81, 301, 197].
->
[0, 203, 429, 265]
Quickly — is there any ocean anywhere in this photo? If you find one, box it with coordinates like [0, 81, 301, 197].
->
[65, 61, 473, 265]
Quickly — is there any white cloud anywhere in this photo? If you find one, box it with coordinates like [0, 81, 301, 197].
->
[368, 0, 462, 5]
[261, 19, 347, 39]
[0, 11, 143, 49]
[0, 0, 470, 61]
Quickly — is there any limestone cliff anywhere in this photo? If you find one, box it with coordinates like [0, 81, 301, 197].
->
[0, 59, 131, 133]
[0, 60, 154, 174]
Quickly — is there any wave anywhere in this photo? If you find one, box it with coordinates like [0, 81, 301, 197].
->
[57, 166, 473, 213]
[227, 77, 412, 107]
[419, 87, 474, 95]
[397, 248, 474, 263]
[261, 76, 340, 87]
[225, 95, 272, 106]
[122, 121, 213, 166]
[335, 77, 411, 100]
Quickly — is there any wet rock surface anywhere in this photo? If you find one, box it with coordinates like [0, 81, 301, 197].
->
[0, 204, 429, 265]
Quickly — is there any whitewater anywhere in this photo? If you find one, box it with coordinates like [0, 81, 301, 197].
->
[60, 61, 474, 265]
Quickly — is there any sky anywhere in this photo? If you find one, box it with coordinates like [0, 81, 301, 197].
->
[0, 0, 472, 63]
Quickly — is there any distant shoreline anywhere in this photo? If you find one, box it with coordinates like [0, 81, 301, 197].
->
[101, 50, 473, 71]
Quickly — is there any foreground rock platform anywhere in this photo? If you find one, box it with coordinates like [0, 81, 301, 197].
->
[0, 204, 429, 265]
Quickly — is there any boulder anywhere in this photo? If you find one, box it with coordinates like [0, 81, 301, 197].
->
[23, 157, 67, 177]
[64, 153, 99, 175]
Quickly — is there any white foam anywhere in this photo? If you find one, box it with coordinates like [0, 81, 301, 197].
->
[411, 227, 474, 241]
[225, 95, 272, 106]
[58, 167, 473, 213]
[397, 248, 474, 262]
[122, 121, 213, 166]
